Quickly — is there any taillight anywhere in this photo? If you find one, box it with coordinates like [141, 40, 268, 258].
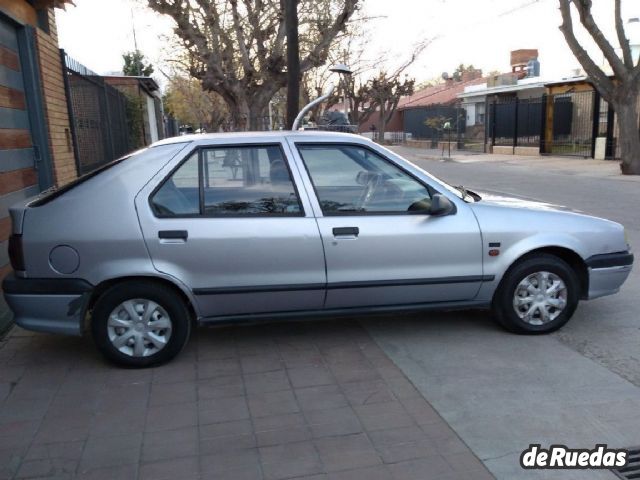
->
[8, 234, 24, 271]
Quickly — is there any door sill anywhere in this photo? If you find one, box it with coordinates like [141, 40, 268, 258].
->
[198, 300, 491, 327]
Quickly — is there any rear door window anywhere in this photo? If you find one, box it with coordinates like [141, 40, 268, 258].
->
[151, 144, 303, 217]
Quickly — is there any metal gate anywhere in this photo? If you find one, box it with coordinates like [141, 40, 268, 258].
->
[61, 50, 130, 175]
[488, 96, 544, 149]
[543, 90, 595, 158]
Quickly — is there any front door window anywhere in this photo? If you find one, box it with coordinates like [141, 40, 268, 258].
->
[297, 144, 431, 215]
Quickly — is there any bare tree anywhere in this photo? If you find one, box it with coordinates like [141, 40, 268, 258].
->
[299, 17, 375, 126]
[147, 0, 359, 131]
[558, 0, 640, 174]
[314, 36, 428, 139]
[354, 40, 428, 139]
[364, 73, 415, 141]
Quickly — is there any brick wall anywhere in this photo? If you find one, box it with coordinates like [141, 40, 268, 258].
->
[0, 2, 76, 186]
[36, 9, 76, 186]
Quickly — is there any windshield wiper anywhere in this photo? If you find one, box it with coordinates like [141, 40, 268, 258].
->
[455, 185, 481, 202]
[455, 185, 469, 197]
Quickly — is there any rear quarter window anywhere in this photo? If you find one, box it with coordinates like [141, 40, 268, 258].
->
[30, 143, 188, 207]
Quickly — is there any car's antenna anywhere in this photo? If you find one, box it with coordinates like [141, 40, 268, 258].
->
[292, 64, 352, 131]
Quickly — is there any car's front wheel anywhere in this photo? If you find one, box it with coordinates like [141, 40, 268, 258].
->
[493, 253, 579, 334]
[91, 281, 191, 367]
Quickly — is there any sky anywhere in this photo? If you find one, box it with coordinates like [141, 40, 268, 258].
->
[56, 0, 640, 90]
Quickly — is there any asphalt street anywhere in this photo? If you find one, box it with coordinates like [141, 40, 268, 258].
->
[363, 147, 640, 480]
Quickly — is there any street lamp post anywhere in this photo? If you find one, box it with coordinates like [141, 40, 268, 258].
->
[292, 65, 352, 131]
[330, 64, 353, 130]
[285, 0, 300, 130]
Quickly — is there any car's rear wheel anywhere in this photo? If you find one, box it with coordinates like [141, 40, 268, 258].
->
[91, 281, 191, 367]
[493, 253, 579, 334]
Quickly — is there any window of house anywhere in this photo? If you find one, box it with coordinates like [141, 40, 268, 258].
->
[297, 144, 431, 215]
[475, 102, 486, 125]
[151, 145, 303, 217]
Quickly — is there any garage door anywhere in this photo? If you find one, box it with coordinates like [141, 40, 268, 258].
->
[0, 18, 42, 270]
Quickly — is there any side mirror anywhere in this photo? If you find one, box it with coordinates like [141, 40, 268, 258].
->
[429, 194, 455, 216]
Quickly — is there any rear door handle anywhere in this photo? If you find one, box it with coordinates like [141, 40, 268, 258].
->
[332, 227, 359, 238]
[158, 230, 188, 240]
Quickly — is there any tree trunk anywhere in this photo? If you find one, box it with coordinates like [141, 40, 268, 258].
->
[227, 97, 267, 131]
[228, 101, 249, 132]
[249, 90, 279, 131]
[216, 82, 283, 132]
[614, 96, 640, 175]
[378, 102, 386, 143]
[248, 104, 266, 131]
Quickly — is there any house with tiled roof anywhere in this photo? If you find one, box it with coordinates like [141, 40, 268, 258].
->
[398, 71, 485, 140]
[358, 69, 485, 141]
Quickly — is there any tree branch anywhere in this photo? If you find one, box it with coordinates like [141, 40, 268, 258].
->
[558, 0, 615, 101]
[229, 0, 255, 75]
[299, 0, 358, 72]
[570, 0, 627, 79]
[614, 0, 634, 69]
[389, 38, 432, 78]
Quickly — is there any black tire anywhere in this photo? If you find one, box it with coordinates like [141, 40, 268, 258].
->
[492, 253, 579, 334]
[91, 281, 191, 367]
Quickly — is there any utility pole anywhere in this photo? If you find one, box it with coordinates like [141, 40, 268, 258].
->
[131, 7, 141, 76]
[285, 0, 300, 130]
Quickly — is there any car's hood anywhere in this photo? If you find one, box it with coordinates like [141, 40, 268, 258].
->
[472, 190, 582, 214]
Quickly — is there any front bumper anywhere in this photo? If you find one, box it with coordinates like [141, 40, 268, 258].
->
[585, 251, 634, 300]
[2, 274, 93, 336]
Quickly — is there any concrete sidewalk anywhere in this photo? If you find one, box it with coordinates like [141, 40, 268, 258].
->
[393, 146, 640, 182]
[0, 320, 494, 480]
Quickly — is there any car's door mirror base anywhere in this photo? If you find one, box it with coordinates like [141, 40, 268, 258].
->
[429, 194, 456, 216]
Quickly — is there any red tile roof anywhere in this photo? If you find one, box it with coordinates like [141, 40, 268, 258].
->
[398, 77, 487, 110]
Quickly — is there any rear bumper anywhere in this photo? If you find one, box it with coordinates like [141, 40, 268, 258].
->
[585, 251, 634, 300]
[2, 274, 92, 336]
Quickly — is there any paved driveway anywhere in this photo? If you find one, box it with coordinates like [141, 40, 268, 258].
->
[0, 320, 492, 480]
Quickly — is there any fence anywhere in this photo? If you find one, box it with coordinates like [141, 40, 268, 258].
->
[61, 50, 131, 175]
[402, 106, 465, 147]
[541, 90, 596, 158]
[362, 131, 412, 143]
[476, 90, 615, 158]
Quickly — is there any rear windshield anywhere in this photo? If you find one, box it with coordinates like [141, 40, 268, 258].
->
[30, 143, 187, 207]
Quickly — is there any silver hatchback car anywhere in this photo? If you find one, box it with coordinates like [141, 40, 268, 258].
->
[3, 131, 633, 367]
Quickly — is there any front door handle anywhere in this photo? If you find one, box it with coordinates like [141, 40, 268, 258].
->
[332, 227, 359, 238]
[158, 230, 188, 240]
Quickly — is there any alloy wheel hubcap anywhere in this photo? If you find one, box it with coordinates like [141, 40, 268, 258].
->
[512, 271, 568, 325]
[107, 299, 172, 357]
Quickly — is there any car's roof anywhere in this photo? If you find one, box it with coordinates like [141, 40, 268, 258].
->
[152, 130, 365, 147]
